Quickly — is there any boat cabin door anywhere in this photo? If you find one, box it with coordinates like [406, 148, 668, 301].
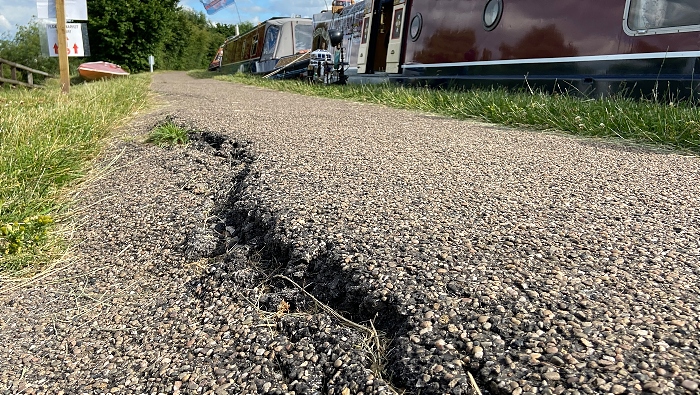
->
[356, 3, 373, 73]
[385, 0, 406, 73]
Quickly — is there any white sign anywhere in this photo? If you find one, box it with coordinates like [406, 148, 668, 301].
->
[37, 0, 88, 20]
[46, 23, 85, 57]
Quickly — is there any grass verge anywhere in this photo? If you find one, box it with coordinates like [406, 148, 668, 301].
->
[0, 75, 152, 273]
[190, 70, 700, 155]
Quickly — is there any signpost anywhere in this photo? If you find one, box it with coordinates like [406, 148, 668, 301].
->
[55, 0, 70, 93]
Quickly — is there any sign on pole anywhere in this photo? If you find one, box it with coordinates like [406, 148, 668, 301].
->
[37, 0, 88, 20]
[46, 23, 85, 57]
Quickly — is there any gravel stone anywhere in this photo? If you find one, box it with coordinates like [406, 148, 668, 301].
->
[681, 380, 698, 391]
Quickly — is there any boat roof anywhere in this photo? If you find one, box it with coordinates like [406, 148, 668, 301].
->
[265, 17, 311, 27]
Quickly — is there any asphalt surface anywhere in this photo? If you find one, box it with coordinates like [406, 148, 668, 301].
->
[1, 71, 699, 395]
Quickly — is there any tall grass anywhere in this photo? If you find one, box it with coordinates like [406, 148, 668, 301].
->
[0, 75, 152, 271]
[197, 71, 700, 154]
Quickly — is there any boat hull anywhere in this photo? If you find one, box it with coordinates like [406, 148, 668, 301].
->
[78, 62, 129, 81]
[313, 0, 700, 97]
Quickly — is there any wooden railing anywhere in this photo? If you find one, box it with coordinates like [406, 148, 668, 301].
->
[0, 58, 53, 88]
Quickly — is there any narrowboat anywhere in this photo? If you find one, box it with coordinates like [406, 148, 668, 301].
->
[313, 0, 700, 97]
[219, 17, 313, 79]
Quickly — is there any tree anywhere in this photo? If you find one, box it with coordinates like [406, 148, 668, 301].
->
[0, 20, 55, 77]
[86, 0, 179, 72]
[212, 21, 255, 38]
[156, 8, 223, 70]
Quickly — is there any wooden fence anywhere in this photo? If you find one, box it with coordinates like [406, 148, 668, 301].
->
[0, 58, 53, 89]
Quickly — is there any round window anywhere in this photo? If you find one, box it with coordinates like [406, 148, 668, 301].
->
[483, 0, 503, 31]
[409, 13, 423, 41]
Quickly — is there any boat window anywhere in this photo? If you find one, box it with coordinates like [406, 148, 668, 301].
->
[295, 24, 313, 52]
[626, 0, 700, 34]
[361, 16, 370, 44]
[262, 26, 279, 57]
[409, 13, 422, 41]
[483, 0, 503, 31]
[251, 33, 259, 57]
[391, 7, 403, 40]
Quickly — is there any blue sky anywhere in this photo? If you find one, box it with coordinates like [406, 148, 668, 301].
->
[0, 0, 328, 37]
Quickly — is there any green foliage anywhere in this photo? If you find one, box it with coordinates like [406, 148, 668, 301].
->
[0, 20, 54, 78]
[187, 69, 216, 79]
[0, 74, 152, 270]
[0, 215, 53, 255]
[86, 0, 179, 72]
[212, 21, 256, 38]
[147, 122, 190, 146]
[85, 0, 258, 72]
[156, 8, 223, 71]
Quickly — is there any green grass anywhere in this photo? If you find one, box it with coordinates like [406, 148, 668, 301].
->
[146, 122, 190, 146]
[189, 70, 700, 155]
[0, 75, 152, 271]
[188, 69, 215, 79]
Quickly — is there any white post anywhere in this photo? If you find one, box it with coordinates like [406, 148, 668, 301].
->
[148, 55, 154, 72]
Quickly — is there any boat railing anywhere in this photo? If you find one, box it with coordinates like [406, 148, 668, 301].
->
[0, 58, 53, 89]
[264, 52, 312, 79]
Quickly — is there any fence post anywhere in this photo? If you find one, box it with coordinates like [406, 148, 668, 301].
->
[28, 72, 34, 87]
[11, 66, 16, 82]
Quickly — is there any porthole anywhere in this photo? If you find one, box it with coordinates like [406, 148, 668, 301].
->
[409, 13, 423, 41]
[483, 0, 503, 31]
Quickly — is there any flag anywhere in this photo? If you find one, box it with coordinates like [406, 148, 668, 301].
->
[200, 0, 234, 15]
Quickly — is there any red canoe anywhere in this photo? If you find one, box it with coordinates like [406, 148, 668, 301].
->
[78, 61, 129, 81]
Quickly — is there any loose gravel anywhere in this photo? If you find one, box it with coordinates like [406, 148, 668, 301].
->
[1, 71, 699, 395]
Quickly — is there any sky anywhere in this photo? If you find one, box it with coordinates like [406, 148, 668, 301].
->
[0, 0, 329, 38]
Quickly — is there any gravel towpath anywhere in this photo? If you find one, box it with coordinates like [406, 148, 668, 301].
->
[1, 71, 699, 395]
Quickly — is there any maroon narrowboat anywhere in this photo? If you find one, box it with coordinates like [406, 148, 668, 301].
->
[314, 0, 700, 96]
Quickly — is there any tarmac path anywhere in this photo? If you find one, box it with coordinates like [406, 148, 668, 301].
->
[1, 71, 699, 395]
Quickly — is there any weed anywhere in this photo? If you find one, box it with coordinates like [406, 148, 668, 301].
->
[146, 122, 190, 146]
[0, 215, 53, 255]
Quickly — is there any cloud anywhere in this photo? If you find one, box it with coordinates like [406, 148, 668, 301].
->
[0, 0, 36, 36]
[267, 0, 328, 17]
[0, 15, 11, 31]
